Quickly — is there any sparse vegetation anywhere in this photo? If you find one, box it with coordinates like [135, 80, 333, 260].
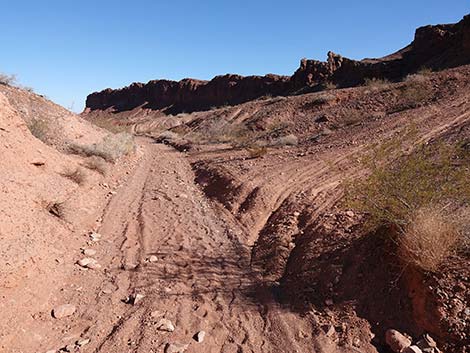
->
[46, 201, 66, 219]
[61, 166, 87, 185]
[0, 73, 17, 86]
[399, 207, 459, 272]
[69, 132, 135, 162]
[82, 156, 108, 175]
[345, 138, 470, 271]
[27, 119, 50, 142]
[340, 109, 364, 127]
[246, 145, 268, 159]
[390, 79, 434, 113]
[363, 77, 390, 90]
[91, 116, 132, 133]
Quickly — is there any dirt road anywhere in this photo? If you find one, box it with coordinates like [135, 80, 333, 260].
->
[75, 139, 347, 353]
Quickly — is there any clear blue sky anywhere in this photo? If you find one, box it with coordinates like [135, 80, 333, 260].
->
[1, 1, 468, 112]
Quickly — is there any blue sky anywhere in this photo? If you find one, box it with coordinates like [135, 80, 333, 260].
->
[1, 1, 468, 112]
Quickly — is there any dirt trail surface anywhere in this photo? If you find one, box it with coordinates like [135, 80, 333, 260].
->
[75, 138, 356, 353]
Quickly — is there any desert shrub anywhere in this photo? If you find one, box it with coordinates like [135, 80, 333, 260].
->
[340, 109, 364, 127]
[364, 78, 390, 90]
[0, 73, 17, 86]
[46, 201, 66, 218]
[245, 145, 268, 159]
[61, 166, 87, 185]
[399, 207, 459, 272]
[323, 82, 337, 90]
[82, 156, 108, 175]
[390, 80, 434, 113]
[69, 132, 135, 162]
[313, 93, 336, 105]
[344, 138, 469, 271]
[271, 134, 298, 146]
[27, 119, 50, 142]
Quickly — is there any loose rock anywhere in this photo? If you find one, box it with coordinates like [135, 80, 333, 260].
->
[76, 338, 90, 346]
[165, 343, 189, 353]
[157, 318, 175, 332]
[385, 329, 412, 353]
[90, 232, 102, 242]
[77, 257, 101, 269]
[82, 249, 96, 256]
[403, 346, 423, 353]
[193, 330, 205, 343]
[148, 255, 158, 263]
[52, 304, 76, 319]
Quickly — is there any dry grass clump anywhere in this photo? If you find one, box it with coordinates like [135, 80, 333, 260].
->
[246, 145, 268, 159]
[82, 156, 108, 175]
[340, 109, 364, 127]
[399, 207, 459, 272]
[345, 139, 470, 272]
[61, 166, 87, 185]
[91, 116, 132, 133]
[390, 80, 434, 113]
[69, 132, 135, 162]
[364, 78, 390, 90]
[27, 119, 51, 142]
[46, 201, 66, 219]
[271, 134, 298, 146]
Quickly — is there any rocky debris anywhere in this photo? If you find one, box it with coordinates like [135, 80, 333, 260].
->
[156, 318, 175, 332]
[193, 330, 206, 343]
[126, 293, 145, 305]
[385, 329, 412, 353]
[52, 304, 76, 319]
[416, 334, 441, 353]
[82, 248, 96, 256]
[89, 232, 102, 242]
[147, 255, 158, 263]
[165, 342, 189, 353]
[77, 257, 101, 269]
[76, 338, 90, 347]
[403, 346, 423, 353]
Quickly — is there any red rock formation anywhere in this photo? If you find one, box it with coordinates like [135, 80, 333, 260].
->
[85, 14, 470, 115]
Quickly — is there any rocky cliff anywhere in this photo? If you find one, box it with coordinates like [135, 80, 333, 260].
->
[85, 14, 470, 115]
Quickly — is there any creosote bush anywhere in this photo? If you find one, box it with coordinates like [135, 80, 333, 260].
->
[344, 137, 470, 271]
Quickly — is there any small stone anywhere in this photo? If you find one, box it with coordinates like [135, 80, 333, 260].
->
[323, 325, 335, 337]
[165, 343, 189, 353]
[127, 293, 145, 305]
[157, 318, 175, 332]
[193, 330, 205, 343]
[385, 329, 412, 353]
[76, 338, 90, 346]
[45, 350, 56, 353]
[346, 210, 355, 217]
[90, 232, 102, 242]
[82, 249, 96, 256]
[403, 346, 423, 353]
[293, 211, 301, 217]
[148, 255, 158, 263]
[77, 258, 100, 269]
[52, 304, 76, 319]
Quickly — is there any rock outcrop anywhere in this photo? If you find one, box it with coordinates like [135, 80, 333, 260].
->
[85, 14, 470, 115]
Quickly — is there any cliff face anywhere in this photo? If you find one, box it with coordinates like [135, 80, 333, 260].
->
[85, 15, 470, 115]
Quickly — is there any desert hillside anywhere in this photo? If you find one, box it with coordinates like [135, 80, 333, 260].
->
[1, 13, 469, 353]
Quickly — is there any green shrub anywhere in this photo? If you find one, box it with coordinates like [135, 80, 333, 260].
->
[344, 138, 469, 271]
